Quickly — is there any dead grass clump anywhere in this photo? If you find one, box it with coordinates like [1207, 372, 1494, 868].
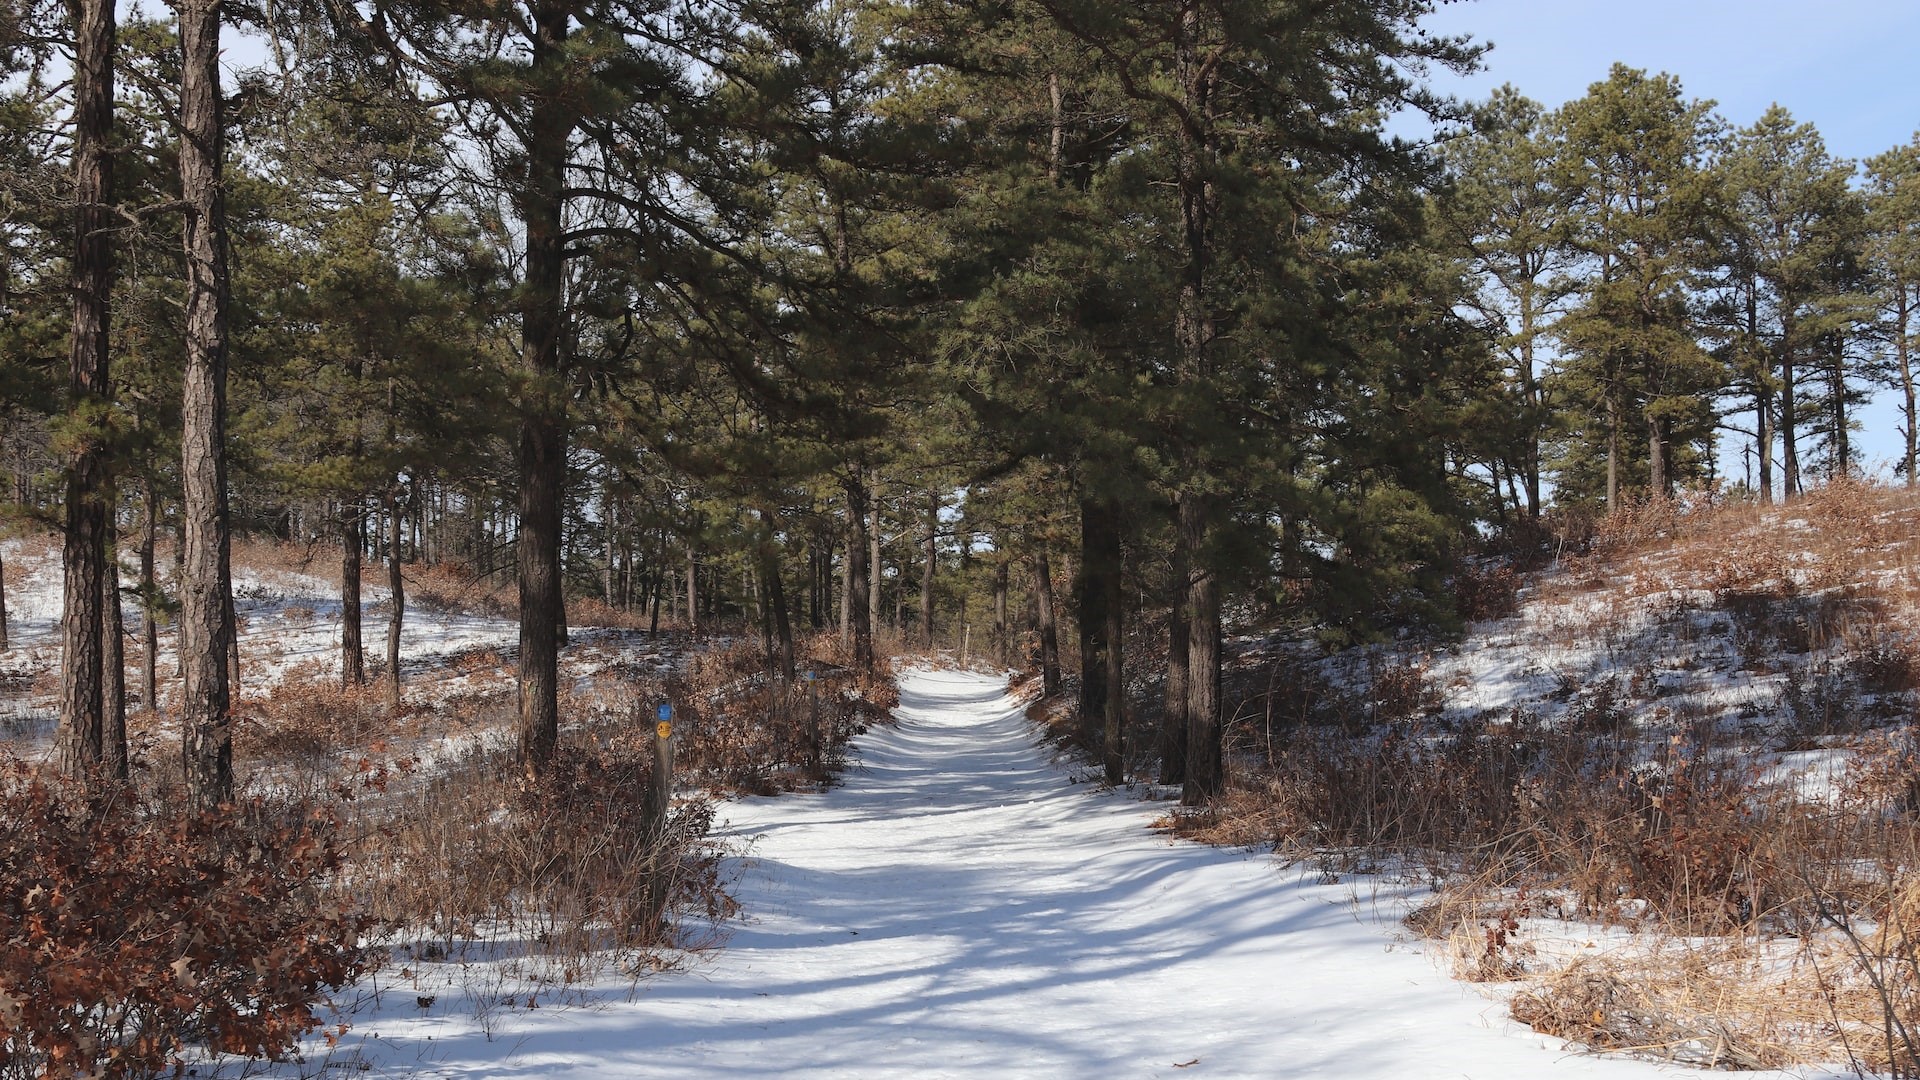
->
[235, 677, 396, 765]
[1156, 789, 1289, 849]
[407, 559, 515, 618]
[566, 596, 654, 631]
[1850, 638, 1920, 698]
[351, 737, 725, 971]
[1453, 561, 1522, 622]
[1509, 953, 1789, 1070]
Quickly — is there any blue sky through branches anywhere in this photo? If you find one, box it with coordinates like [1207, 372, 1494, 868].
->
[1417, 0, 1920, 481]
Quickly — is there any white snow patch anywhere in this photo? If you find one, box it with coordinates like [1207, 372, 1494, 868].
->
[294, 669, 1830, 1079]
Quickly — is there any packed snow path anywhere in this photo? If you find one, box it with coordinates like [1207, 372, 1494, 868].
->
[349, 669, 1801, 1078]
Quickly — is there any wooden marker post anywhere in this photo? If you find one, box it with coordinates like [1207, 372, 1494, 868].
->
[649, 702, 673, 840]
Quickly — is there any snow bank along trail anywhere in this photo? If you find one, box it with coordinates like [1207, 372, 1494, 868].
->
[356, 668, 1792, 1079]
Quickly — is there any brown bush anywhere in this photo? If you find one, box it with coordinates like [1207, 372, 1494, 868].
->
[0, 766, 377, 1079]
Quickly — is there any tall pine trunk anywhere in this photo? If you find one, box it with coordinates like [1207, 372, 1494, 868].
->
[920, 489, 936, 650]
[1782, 322, 1802, 497]
[57, 0, 115, 779]
[102, 521, 126, 780]
[1034, 550, 1060, 697]
[992, 561, 1008, 668]
[1829, 335, 1850, 478]
[342, 500, 364, 686]
[1172, 7, 1224, 805]
[868, 474, 882, 638]
[843, 472, 873, 669]
[513, 0, 572, 780]
[1901, 291, 1917, 485]
[385, 491, 404, 709]
[761, 527, 795, 680]
[139, 481, 156, 712]
[1077, 498, 1120, 769]
[178, 0, 235, 811]
[1160, 516, 1190, 786]
[1178, 492, 1222, 804]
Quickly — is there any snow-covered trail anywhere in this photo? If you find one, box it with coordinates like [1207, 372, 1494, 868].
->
[349, 669, 1796, 1079]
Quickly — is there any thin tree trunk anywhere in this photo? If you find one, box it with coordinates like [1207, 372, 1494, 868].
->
[140, 481, 156, 710]
[178, 0, 235, 812]
[685, 548, 698, 636]
[1830, 335, 1850, 478]
[386, 491, 404, 709]
[1077, 499, 1112, 759]
[1782, 326, 1802, 497]
[1902, 296, 1917, 486]
[868, 475, 882, 641]
[992, 560, 1008, 668]
[1102, 550, 1125, 787]
[604, 471, 617, 606]
[838, 531, 851, 643]
[342, 499, 364, 686]
[843, 472, 874, 669]
[57, 0, 115, 780]
[764, 533, 795, 680]
[1648, 413, 1667, 497]
[920, 489, 937, 651]
[1605, 396, 1620, 510]
[0, 547, 9, 650]
[1161, 519, 1190, 787]
[1034, 549, 1060, 697]
[102, 520, 126, 780]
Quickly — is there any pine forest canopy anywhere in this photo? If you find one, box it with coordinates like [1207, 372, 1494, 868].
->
[3, 0, 1918, 803]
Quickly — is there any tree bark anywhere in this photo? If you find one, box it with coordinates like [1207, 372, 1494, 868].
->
[843, 472, 874, 669]
[1102, 549, 1125, 786]
[386, 491, 404, 709]
[992, 560, 1008, 668]
[1179, 492, 1222, 805]
[178, 0, 235, 812]
[139, 480, 156, 710]
[838, 529, 851, 643]
[1902, 292, 1917, 486]
[1782, 321, 1801, 497]
[1160, 519, 1190, 786]
[868, 474, 882, 638]
[1077, 498, 1116, 761]
[762, 529, 795, 680]
[102, 521, 126, 780]
[920, 489, 937, 650]
[1605, 395, 1620, 510]
[0, 547, 9, 650]
[684, 548, 698, 635]
[1034, 549, 1061, 697]
[1829, 334, 1850, 478]
[512, 0, 577, 782]
[57, 0, 115, 780]
[342, 499, 364, 686]
[1648, 413, 1668, 497]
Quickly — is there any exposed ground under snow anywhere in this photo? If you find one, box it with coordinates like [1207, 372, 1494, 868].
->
[308, 669, 1834, 1079]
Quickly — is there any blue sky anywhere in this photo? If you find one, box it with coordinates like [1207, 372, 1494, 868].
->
[1418, 0, 1920, 163]
[1413, 0, 1920, 480]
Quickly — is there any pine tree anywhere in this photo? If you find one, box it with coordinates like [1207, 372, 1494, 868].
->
[1866, 138, 1920, 484]
[1442, 86, 1575, 520]
[1717, 106, 1865, 496]
[55, 0, 121, 779]
[1551, 66, 1721, 506]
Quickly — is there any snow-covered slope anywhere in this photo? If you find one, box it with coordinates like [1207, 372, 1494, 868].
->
[309, 669, 1829, 1078]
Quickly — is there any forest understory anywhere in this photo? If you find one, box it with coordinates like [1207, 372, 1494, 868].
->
[9, 482, 1920, 1075]
[1018, 479, 1920, 1076]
